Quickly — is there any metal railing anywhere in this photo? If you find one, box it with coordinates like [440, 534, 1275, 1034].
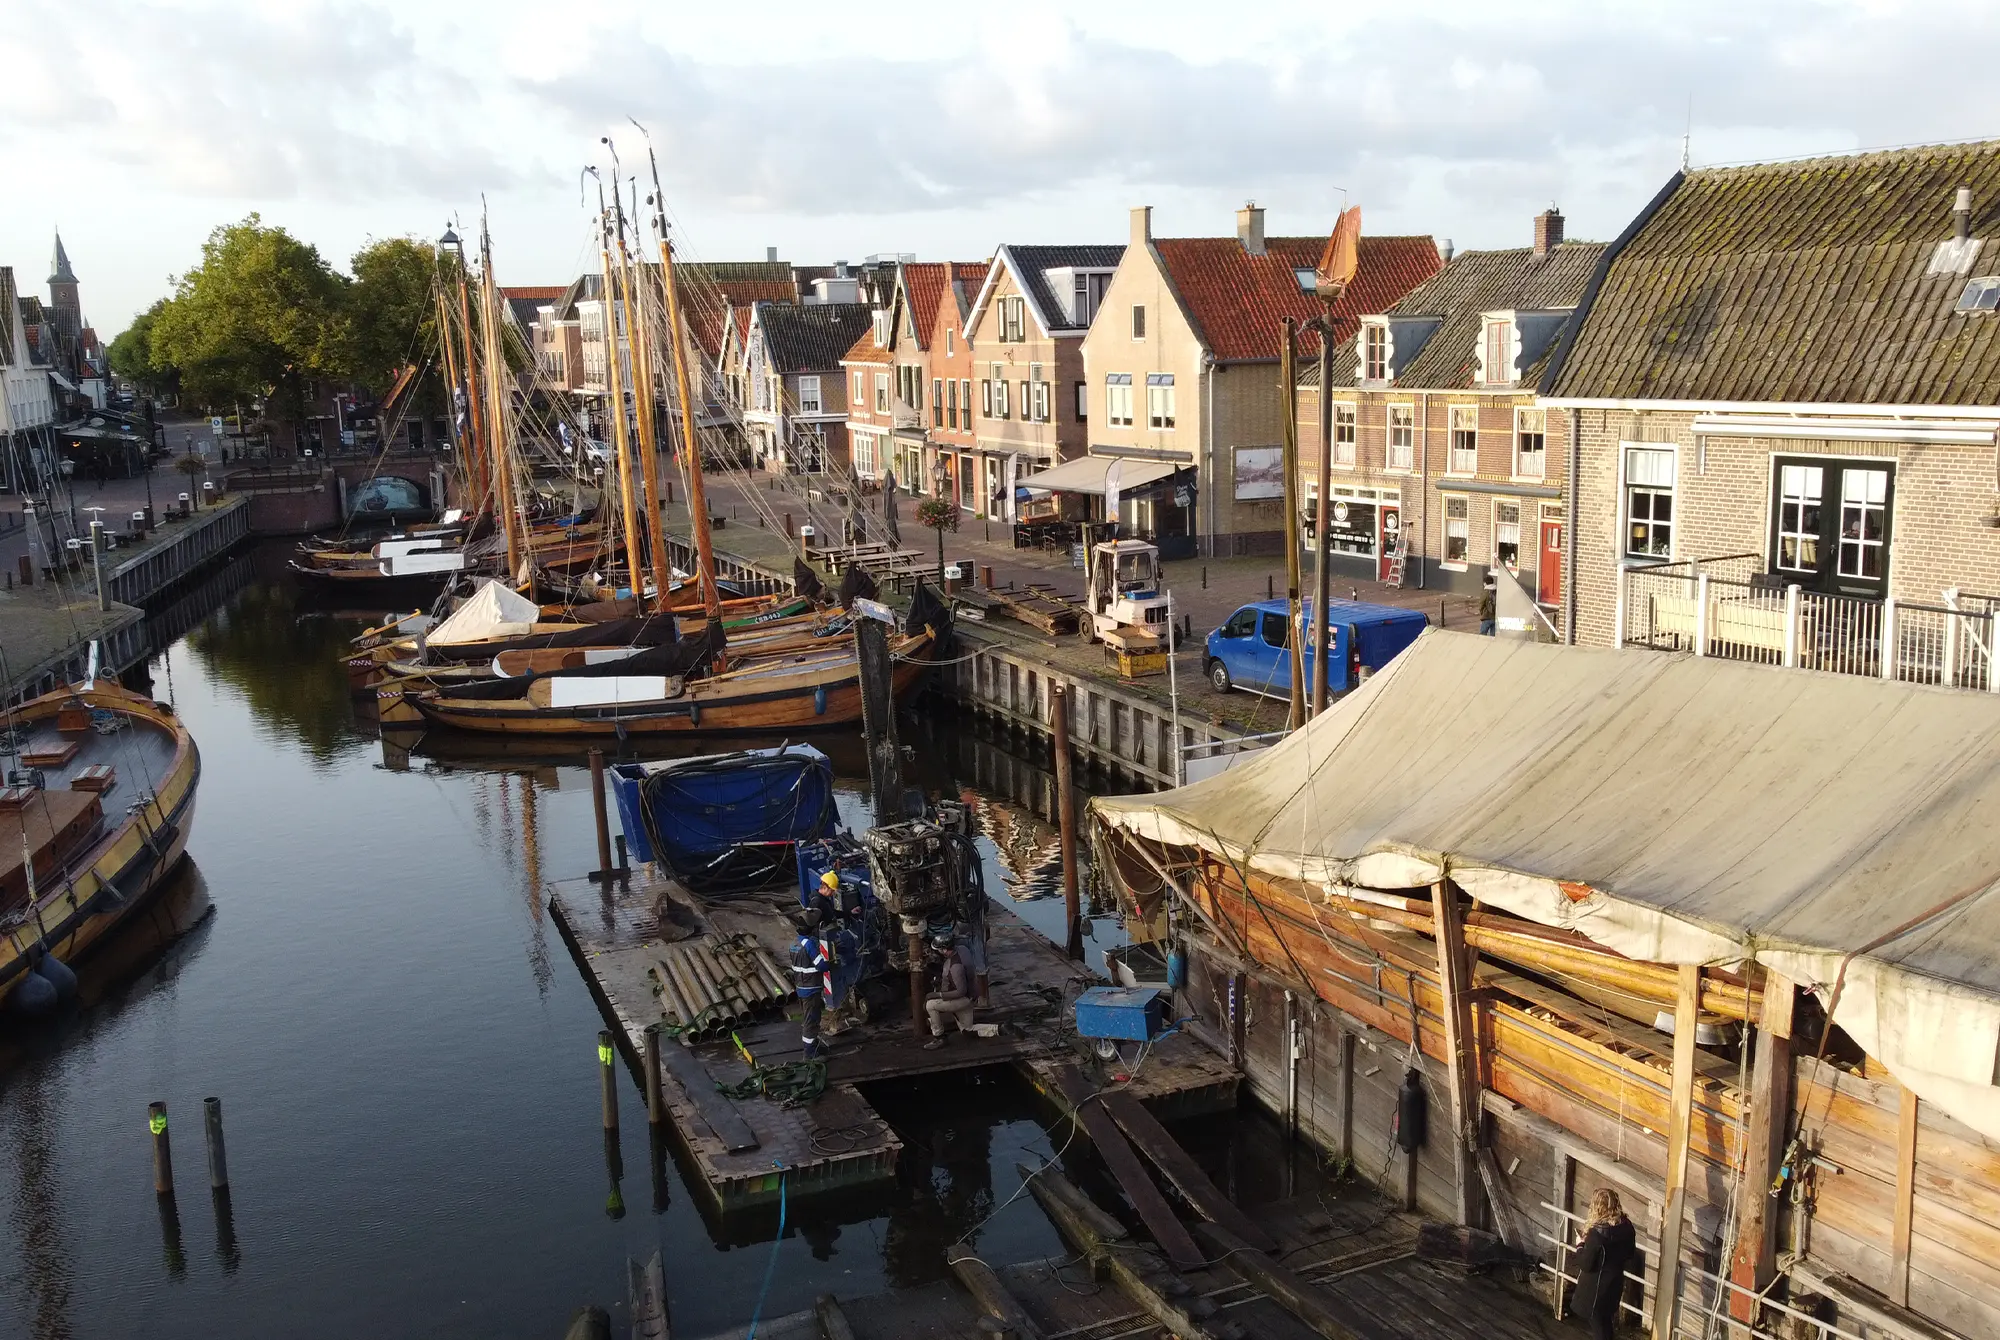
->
[1540, 1203, 1865, 1340]
[1618, 564, 2000, 692]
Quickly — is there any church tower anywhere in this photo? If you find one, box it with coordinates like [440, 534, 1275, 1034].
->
[48, 231, 81, 371]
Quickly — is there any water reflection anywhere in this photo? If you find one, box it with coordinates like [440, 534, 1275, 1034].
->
[183, 579, 369, 764]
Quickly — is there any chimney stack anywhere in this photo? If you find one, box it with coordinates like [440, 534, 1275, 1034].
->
[1439, 238, 1455, 263]
[835, 259, 849, 279]
[1236, 201, 1266, 256]
[1534, 207, 1565, 258]
[1956, 187, 1974, 241]
[766, 246, 779, 262]
[1130, 205, 1153, 248]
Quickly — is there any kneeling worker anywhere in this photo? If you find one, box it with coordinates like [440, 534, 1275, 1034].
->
[923, 934, 976, 1050]
[791, 909, 833, 1060]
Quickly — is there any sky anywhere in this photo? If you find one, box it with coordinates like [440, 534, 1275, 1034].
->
[7, 0, 2000, 337]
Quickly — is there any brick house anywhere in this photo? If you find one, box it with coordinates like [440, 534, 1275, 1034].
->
[674, 260, 798, 421]
[1544, 140, 2000, 690]
[960, 244, 1122, 518]
[921, 260, 989, 508]
[881, 261, 987, 506]
[1079, 204, 1439, 556]
[739, 301, 872, 474]
[838, 310, 896, 484]
[1299, 212, 1602, 612]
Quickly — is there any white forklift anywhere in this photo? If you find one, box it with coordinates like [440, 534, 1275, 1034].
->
[1082, 539, 1175, 676]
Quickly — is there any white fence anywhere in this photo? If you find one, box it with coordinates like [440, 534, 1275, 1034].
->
[1618, 563, 2000, 692]
[1541, 1202, 1866, 1340]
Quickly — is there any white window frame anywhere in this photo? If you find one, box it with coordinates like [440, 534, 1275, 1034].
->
[1387, 404, 1415, 471]
[996, 376, 1011, 419]
[1362, 323, 1388, 383]
[946, 326, 955, 355]
[874, 373, 890, 413]
[1132, 305, 1146, 341]
[1442, 495, 1470, 568]
[1622, 444, 1677, 562]
[797, 375, 821, 415]
[1075, 380, 1088, 422]
[1106, 373, 1134, 427]
[1493, 498, 1522, 573]
[851, 370, 865, 405]
[1448, 405, 1478, 475]
[933, 377, 945, 427]
[1146, 373, 1175, 430]
[1482, 318, 1513, 387]
[1334, 402, 1357, 467]
[1514, 407, 1547, 480]
[1774, 462, 1823, 577]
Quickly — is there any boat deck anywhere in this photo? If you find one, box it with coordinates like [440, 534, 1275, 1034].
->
[2, 705, 179, 909]
[547, 866, 1238, 1218]
[683, 1187, 1570, 1340]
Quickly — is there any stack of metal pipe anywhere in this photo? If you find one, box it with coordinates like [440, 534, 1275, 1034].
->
[649, 936, 793, 1044]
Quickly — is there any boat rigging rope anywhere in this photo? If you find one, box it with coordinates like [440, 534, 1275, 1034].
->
[743, 1168, 786, 1340]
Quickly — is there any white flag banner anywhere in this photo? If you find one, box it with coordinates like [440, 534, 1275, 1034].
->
[1104, 459, 1123, 532]
[1004, 454, 1020, 522]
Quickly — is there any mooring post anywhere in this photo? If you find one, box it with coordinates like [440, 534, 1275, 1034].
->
[148, 1101, 174, 1196]
[588, 748, 613, 880]
[643, 1026, 665, 1127]
[599, 1030, 620, 1133]
[1050, 684, 1083, 961]
[203, 1096, 229, 1190]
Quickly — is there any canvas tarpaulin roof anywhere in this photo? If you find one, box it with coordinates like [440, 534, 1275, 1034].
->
[1020, 455, 1179, 497]
[428, 579, 540, 645]
[1092, 629, 2000, 1140]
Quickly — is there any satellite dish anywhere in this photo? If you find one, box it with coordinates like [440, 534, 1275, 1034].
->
[1316, 205, 1362, 303]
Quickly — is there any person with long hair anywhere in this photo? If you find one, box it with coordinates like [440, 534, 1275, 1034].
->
[1568, 1188, 1638, 1338]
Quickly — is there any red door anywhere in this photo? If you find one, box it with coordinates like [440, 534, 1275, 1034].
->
[1377, 506, 1401, 581]
[1539, 520, 1564, 604]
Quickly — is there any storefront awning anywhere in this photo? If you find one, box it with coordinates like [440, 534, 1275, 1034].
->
[1020, 455, 1179, 497]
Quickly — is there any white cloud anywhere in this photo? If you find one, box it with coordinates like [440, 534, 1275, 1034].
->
[2, 0, 1998, 331]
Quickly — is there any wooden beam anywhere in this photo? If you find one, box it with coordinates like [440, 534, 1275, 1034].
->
[1024, 1169, 1221, 1340]
[1430, 880, 1480, 1226]
[1189, 1222, 1365, 1340]
[1049, 1064, 1205, 1272]
[946, 1252, 1044, 1340]
[1101, 1089, 1278, 1252]
[1890, 1084, 1920, 1308]
[1729, 970, 1794, 1325]
[1551, 1154, 1576, 1318]
[1650, 963, 1702, 1340]
[1338, 1029, 1355, 1166]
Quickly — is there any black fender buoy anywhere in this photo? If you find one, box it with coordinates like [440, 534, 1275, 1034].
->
[9, 970, 58, 1018]
[35, 953, 78, 1003]
[1394, 1067, 1428, 1153]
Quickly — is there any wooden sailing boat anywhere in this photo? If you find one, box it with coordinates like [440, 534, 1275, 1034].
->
[0, 674, 200, 1013]
[405, 152, 950, 737]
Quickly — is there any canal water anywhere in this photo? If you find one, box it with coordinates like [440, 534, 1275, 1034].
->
[0, 551, 1168, 1340]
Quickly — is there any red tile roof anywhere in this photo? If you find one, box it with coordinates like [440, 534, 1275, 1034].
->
[1152, 234, 1441, 362]
[945, 261, 989, 322]
[902, 261, 989, 350]
[842, 323, 893, 365]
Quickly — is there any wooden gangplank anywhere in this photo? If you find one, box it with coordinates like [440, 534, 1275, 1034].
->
[993, 582, 1081, 635]
[1050, 1064, 1205, 1272]
[1101, 1088, 1277, 1253]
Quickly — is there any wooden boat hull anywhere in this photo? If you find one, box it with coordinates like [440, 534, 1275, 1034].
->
[409, 638, 937, 737]
[0, 683, 201, 1006]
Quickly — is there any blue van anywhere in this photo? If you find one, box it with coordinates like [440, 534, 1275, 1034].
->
[1203, 599, 1428, 698]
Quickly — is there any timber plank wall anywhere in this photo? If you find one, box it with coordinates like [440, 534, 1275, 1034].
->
[1170, 867, 2000, 1340]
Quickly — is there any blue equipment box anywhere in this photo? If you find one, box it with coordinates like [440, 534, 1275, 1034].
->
[1074, 986, 1168, 1042]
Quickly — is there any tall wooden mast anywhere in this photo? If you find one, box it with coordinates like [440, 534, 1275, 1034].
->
[645, 163, 724, 626]
[615, 187, 675, 613]
[479, 213, 522, 580]
[453, 264, 490, 517]
[432, 277, 467, 508]
[595, 191, 646, 599]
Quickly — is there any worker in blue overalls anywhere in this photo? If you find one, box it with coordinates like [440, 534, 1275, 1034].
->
[790, 908, 834, 1060]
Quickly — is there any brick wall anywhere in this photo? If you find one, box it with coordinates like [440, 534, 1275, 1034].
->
[1570, 408, 2000, 649]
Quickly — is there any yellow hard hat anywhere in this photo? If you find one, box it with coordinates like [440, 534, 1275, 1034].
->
[819, 869, 840, 888]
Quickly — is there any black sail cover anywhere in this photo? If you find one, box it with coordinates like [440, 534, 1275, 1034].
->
[425, 615, 680, 663]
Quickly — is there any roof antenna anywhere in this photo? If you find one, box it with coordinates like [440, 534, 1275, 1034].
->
[1681, 93, 1693, 171]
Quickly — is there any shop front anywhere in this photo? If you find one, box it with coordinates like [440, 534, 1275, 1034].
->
[1017, 454, 1198, 558]
[1303, 484, 1402, 582]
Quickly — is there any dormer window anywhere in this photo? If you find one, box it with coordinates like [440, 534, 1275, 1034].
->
[1482, 317, 1514, 385]
[1072, 272, 1108, 325]
[872, 310, 892, 345]
[1362, 323, 1388, 382]
[1956, 276, 2000, 312]
[999, 296, 1027, 343]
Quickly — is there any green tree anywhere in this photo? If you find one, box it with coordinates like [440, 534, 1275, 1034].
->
[346, 236, 453, 399]
[150, 215, 349, 447]
[107, 298, 177, 395]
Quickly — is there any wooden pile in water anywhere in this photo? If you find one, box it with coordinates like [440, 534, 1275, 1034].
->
[648, 935, 791, 1042]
